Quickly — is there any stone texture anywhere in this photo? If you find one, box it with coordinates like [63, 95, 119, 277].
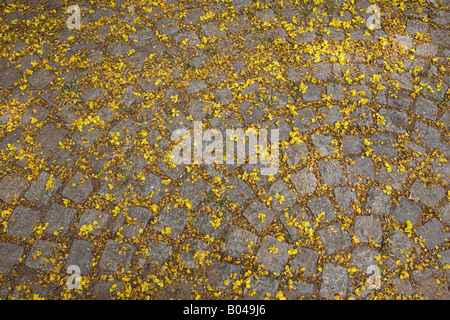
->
[307, 195, 336, 222]
[153, 204, 188, 239]
[62, 172, 93, 203]
[318, 159, 346, 185]
[342, 135, 364, 156]
[225, 225, 258, 259]
[311, 134, 334, 156]
[318, 223, 351, 255]
[242, 199, 276, 231]
[0, 243, 24, 275]
[99, 240, 135, 272]
[283, 141, 308, 166]
[77, 209, 111, 236]
[409, 179, 445, 207]
[65, 239, 95, 273]
[147, 241, 172, 265]
[416, 219, 450, 249]
[333, 187, 357, 215]
[5, 206, 39, 238]
[113, 206, 152, 238]
[0, 173, 28, 204]
[25, 239, 60, 271]
[392, 196, 422, 224]
[365, 186, 391, 216]
[319, 263, 348, 299]
[266, 179, 296, 211]
[290, 167, 317, 195]
[43, 203, 77, 236]
[24, 171, 62, 205]
[256, 235, 290, 274]
[290, 247, 319, 277]
[354, 216, 383, 243]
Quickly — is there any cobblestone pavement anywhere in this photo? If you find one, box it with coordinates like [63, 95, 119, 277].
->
[0, 0, 449, 300]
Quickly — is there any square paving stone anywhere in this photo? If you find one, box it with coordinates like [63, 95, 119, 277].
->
[290, 167, 317, 196]
[333, 186, 357, 215]
[302, 83, 322, 102]
[279, 205, 314, 240]
[350, 246, 378, 272]
[6, 206, 39, 238]
[370, 133, 398, 159]
[256, 235, 290, 274]
[307, 195, 336, 222]
[153, 204, 188, 239]
[225, 225, 258, 259]
[62, 172, 93, 203]
[392, 196, 422, 224]
[0, 243, 24, 275]
[96, 180, 126, 204]
[244, 276, 279, 300]
[318, 159, 346, 185]
[77, 209, 111, 236]
[174, 31, 201, 46]
[206, 261, 241, 290]
[327, 82, 344, 101]
[99, 240, 135, 272]
[389, 231, 420, 265]
[35, 123, 68, 154]
[226, 176, 254, 206]
[283, 141, 308, 167]
[365, 186, 391, 216]
[413, 121, 441, 149]
[292, 107, 320, 132]
[387, 92, 411, 110]
[43, 203, 77, 236]
[242, 199, 278, 231]
[285, 282, 314, 299]
[318, 223, 351, 255]
[319, 263, 348, 299]
[27, 69, 54, 90]
[347, 157, 375, 184]
[106, 42, 133, 56]
[137, 172, 165, 202]
[409, 179, 445, 207]
[155, 17, 180, 36]
[311, 134, 335, 156]
[414, 96, 439, 120]
[0, 67, 21, 90]
[71, 124, 101, 147]
[379, 108, 409, 134]
[146, 241, 172, 265]
[24, 171, 62, 206]
[113, 206, 152, 238]
[232, 0, 252, 12]
[19, 105, 49, 129]
[193, 208, 231, 236]
[416, 219, 450, 250]
[354, 216, 383, 243]
[179, 175, 210, 209]
[260, 116, 291, 141]
[0, 173, 28, 204]
[319, 105, 343, 126]
[129, 27, 156, 48]
[266, 179, 296, 211]
[349, 105, 373, 126]
[65, 239, 94, 273]
[377, 164, 407, 191]
[25, 239, 60, 271]
[290, 247, 319, 277]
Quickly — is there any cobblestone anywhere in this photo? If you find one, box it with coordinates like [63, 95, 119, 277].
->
[0, 0, 448, 301]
